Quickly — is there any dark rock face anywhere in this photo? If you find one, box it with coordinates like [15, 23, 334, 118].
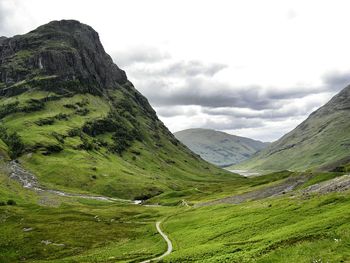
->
[0, 20, 127, 90]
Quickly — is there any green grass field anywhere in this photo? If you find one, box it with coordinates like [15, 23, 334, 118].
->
[0, 170, 175, 263]
[163, 192, 350, 262]
[1, 164, 350, 262]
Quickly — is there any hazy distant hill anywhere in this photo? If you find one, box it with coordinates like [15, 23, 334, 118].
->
[234, 84, 350, 171]
[174, 128, 269, 167]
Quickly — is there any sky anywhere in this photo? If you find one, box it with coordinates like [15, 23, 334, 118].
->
[1, 0, 350, 141]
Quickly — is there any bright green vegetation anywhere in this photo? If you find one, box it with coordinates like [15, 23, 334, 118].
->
[174, 128, 268, 167]
[0, 169, 174, 263]
[1, 153, 350, 262]
[234, 85, 350, 172]
[0, 86, 235, 200]
[163, 191, 350, 262]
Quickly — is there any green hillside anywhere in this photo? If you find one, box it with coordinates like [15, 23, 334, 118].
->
[0, 20, 236, 200]
[233, 85, 350, 172]
[174, 128, 268, 167]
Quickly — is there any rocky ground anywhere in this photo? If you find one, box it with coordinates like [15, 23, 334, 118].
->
[301, 174, 350, 194]
[195, 174, 309, 207]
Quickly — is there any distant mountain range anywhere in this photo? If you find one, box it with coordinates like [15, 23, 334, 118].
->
[234, 84, 350, 171]
[174, 128, 269, 167]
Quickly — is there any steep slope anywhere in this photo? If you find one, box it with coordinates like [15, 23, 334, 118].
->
[234, 85, 350, 171]
[0, 20, 235, 200]
[174, 128, 268, 167]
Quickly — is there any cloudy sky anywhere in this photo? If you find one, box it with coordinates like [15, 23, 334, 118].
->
[1, 0, 350, 141]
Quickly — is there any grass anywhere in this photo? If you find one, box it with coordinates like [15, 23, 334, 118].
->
[1, 159, 350, 262]
[0, 169, 176, 263]
[162, 191, 350, 262]
[0, 201, 172, 263]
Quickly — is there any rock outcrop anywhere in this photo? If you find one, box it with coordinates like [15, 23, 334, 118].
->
[0, 20, 127, 90]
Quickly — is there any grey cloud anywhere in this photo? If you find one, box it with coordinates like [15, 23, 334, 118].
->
[0, 1, 9, 35]
[112, 46, 170, 67]
[155, 105, 198, 118]
[0, 1, 25, 37]
[135, 69, 350, 112]
[322, 70, 350, 91]
[158, 60, 227, 77]
[129, 60, 227, 78]
[200, 101, 318, 120]
[200, 117, 264, 130]
[139, 77, 299, 110]
[121, 48, 350, 136]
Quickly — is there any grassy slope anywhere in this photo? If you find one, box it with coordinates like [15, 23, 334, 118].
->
[0, 88, 236, 200]
[163, 191, 350, 262]
[233, 102, 350, 172]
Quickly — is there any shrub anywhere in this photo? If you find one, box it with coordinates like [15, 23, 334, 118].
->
[7, 199, 16, 205]
[52, 132, 65, 144]
[0, 201, 6, 206]
[76, 98, 89, 107]
[21, 99, 45, 113]
[7, 132, 25, 158]
[79, 135, 97, 151]
[35, 117, 54, 126]
[76, 108, 89, 116]
[64, 104, 78, 110]
[332, 166, 346, 173]
[0, 127, 25, 159]
[42, 144, 63, 155]
[95, 138, 108, 147]
[0, 101, 19, 119]
[55, 113, 69, 120]
[81, 110, 143, 154]
[67, 127, 81, 137]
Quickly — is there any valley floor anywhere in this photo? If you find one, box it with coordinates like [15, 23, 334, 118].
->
[1, 164, 350, 262]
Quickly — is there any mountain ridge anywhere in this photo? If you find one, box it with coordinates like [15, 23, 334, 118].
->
[234, 85, 350, 171]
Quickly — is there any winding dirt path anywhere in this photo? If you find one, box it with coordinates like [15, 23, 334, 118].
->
[140, 221, 173, 263]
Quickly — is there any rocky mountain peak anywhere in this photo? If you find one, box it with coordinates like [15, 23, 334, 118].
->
[0, 20, 127, 93]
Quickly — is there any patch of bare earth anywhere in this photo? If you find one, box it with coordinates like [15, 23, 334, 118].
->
[301, 175, 350, 195]
[195, 175, 309, 207]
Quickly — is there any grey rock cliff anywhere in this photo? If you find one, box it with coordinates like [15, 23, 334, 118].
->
[0, 20, 127, 89]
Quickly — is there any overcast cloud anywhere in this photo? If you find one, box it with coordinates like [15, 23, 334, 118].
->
[2, 0, 350, 141]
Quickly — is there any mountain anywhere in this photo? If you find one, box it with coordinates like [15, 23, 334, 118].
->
[174, 128, 268, 167]
[0, 20, 235, 200]
[234, 85, 350, 171]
